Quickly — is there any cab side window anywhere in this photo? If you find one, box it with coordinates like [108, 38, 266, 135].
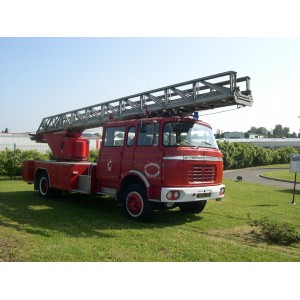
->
[104, 127, 125, 146]
[127, 126, 136, 146]
[138, 123, 159, 146]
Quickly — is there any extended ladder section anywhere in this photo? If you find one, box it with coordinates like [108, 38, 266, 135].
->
[35, 71, 252, 139]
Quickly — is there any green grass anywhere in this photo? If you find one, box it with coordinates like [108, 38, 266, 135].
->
[1, 178, 300, 262]
[261, 169, 299, 182]
[256, 164, 290, 169]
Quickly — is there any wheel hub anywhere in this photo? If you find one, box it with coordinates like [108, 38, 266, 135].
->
[126, 192, 143, 216]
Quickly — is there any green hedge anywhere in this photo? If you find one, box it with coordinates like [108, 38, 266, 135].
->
[1, 144, 299, 178]
[217, 141, 300, 170]
[0, 148, 99, 178]
[88, 149, 99, 163]
[0, 148, 53, 178]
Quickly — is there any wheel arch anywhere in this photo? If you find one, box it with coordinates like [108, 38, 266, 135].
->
[117, 171, 150, 203]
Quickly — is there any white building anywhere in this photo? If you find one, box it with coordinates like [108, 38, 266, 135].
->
[224, 132, 245, 139]
[0, 133, 100, 153]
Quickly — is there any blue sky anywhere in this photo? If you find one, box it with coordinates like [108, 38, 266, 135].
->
[1, 37, 300, 134]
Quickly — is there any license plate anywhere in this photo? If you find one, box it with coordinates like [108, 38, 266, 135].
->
[197, 192, 211, 198]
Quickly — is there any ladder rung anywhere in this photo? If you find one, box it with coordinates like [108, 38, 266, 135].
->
[36, 71, 253, 135]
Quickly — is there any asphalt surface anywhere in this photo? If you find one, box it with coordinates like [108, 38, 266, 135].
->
[223, 168, 300, 191]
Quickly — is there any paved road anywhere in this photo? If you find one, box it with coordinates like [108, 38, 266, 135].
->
[223, 168, 300, 191]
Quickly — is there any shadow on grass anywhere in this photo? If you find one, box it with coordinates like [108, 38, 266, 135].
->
[278, 189, 300, 195]
[252, 204, 279, 207]
[0, 190, 202, 238]
[0, 176, 22, 181]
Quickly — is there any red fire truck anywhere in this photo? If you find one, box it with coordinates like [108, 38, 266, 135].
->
[23, 71, 253, 220]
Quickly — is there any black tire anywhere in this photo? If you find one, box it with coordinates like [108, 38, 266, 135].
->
[179, 201, 207, 214]
[38, 172, 53, 198]
[122, 184, 153, 221]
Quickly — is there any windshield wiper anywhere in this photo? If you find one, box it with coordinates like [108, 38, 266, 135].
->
[201, 141, 213, 146]
[179, 140, 213, 148]
[180, 140, 198, 147]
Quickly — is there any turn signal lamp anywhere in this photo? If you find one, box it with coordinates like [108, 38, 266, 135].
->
[166, 190, 180, 200]
[219, 187, 225, 196]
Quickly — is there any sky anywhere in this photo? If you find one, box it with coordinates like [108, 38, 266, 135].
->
[1, 1, 300, 297]
[1, 37, 300, 135]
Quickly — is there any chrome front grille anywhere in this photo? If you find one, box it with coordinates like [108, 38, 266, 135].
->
[188, 165, 216, 183]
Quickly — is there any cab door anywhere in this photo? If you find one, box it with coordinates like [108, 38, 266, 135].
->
[132, 122, 163, 186]
[121, 126, 136, 175]
[98, 126, 125, 192]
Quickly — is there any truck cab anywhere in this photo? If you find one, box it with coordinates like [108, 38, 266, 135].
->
[97, 116, 225, 220]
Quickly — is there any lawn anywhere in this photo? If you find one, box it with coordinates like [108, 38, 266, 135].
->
[261, 169, 300, 183]
[0, 177, 300, 262]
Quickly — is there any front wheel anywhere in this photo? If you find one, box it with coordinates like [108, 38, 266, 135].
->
[122, 184, 153, 221]
[179, 201, 207, 214]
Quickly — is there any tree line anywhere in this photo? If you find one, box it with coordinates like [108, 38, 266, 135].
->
[216, 124, 300, 139]
[1, 128, 9, 134]
[246, 124, 299, 138]
[1, 145, 299, 178]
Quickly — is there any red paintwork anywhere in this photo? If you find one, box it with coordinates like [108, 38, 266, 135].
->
[162, 147, 223, 187]
[23, 160, 35, 182]
[23, 116, 224, 200]
[24, 161, 93, 191]
[45, 132, 89, 161]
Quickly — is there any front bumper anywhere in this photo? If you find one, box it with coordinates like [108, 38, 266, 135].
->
[161, 184, 225, 203]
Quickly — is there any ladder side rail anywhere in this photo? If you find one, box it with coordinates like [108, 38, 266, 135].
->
[38, 71, 237, 121]
[36, 71, 251, 135]
[132, 70, 236, 95]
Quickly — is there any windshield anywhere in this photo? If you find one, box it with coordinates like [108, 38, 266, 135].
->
[163, 121, 218, 149]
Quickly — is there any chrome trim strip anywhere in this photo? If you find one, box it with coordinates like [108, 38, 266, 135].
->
[163, 156, 223, 162]
[163, 156, 184, 160]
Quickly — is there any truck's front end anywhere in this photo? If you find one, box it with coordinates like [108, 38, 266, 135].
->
[160, 117, 225, 212]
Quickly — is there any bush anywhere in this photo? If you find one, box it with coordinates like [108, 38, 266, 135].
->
[252, 146, 273, 166]
[88, 149, 99, 163]
[0, 148, 25, 178]
[247, 214, 300, 245]
[276, 147, 296, 164]
[45, 150, 56, 160]
[1, 144, 299, 177]
[217, 141, 300, 170]
[0, 148, 99, 178]
[217, 141, 236, 169]
[0, 148, 51, 178]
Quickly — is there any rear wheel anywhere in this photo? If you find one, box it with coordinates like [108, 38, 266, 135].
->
[179, 201, 207, 214]
[122, 184, 153, 221]
[38, 172, 53, 198]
